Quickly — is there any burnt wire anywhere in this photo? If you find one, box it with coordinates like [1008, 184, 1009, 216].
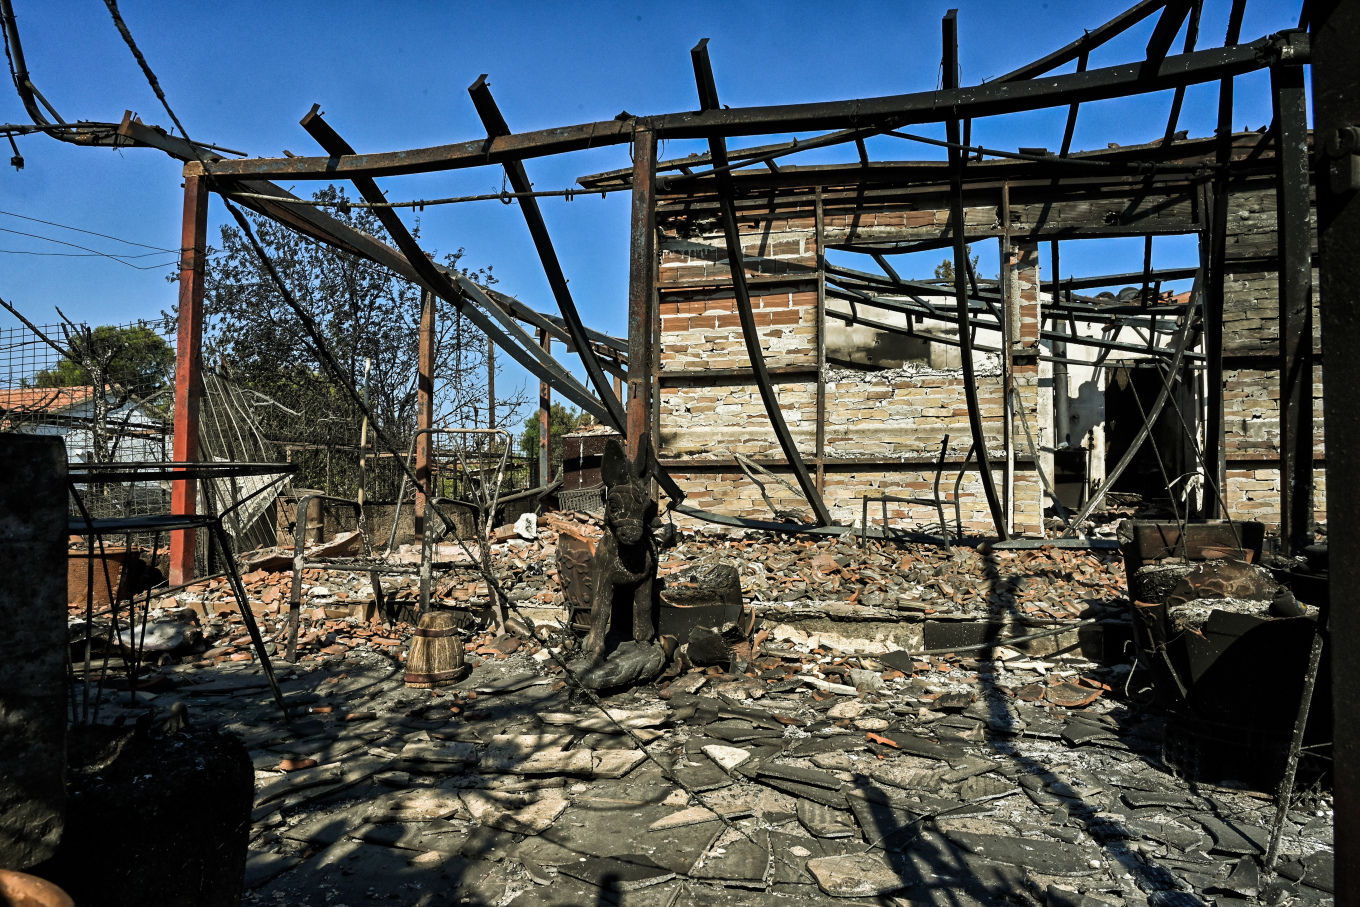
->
[101, 0, 196, 154]
[0, 208, 179, 252]
[223, 197, 755, 843]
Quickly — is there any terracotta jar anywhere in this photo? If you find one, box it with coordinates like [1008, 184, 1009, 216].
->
[0, 870, 74, 907]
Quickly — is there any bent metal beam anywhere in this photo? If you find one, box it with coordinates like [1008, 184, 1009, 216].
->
[188, 36, 1293, 182]
[691, 39, 834, 527]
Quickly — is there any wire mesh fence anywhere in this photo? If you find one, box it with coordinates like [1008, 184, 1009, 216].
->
[3, 311, 537, 562]
[1, 318, 176, 522]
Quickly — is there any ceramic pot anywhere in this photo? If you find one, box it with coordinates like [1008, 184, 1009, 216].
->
[0, 870, 74, 907]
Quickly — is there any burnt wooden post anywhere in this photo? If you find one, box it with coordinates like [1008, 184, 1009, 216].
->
[1202, 1, 1247, 519]
[1273, 59, 1314, 555]
[1314, 0, 1360, 897]
[415, 289, 435, 538]
[815, 189, 827, 494]
[538, 328, 552, 486]
[169, 173, 207, 586]
[626, 127, 657, 462]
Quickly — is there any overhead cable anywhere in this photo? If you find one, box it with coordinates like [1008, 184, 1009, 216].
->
[0, 208, 179, 251]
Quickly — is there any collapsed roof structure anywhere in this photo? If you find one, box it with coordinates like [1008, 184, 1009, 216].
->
[3, 0, 1358, 900]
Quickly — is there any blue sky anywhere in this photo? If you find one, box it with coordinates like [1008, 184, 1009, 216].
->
[0, 0, 1302, 420]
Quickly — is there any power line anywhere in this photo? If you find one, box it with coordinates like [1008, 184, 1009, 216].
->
[0, 247, 179, 269]
[0, 208, 179, 252]
[0, 226, 179, 268]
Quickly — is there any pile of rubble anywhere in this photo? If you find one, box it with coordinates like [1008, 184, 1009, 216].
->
[71, 519, 1128, 675]
[62, 523, 1332, 906]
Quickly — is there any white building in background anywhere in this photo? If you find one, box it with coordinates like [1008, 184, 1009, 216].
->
[0, 385, 169, 463]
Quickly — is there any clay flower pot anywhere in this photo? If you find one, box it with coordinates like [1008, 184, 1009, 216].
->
[0, 870, 74, 907]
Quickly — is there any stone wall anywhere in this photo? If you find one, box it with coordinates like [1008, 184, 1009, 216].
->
[1217, 180, 1324, 529]
[656, 206, 1046, 536]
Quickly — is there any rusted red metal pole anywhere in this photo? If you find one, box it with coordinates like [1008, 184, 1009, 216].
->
[415, 289, 434, 538]
[625, 128, 657, 461]
[168, 174, 207, 586]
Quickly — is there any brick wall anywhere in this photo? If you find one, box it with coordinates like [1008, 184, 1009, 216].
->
[1217, 180, 1323, 529]
[656, 208, 1046, 536]
[651, 159, 1322, 536]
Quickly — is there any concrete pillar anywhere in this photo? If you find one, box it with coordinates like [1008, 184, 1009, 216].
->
[0, 434, 67, 869]
[1006, 239, 1048, 535]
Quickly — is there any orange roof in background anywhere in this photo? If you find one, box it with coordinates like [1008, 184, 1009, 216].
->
[0, 386, 97, 413]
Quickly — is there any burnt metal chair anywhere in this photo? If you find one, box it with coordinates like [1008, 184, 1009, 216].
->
[859, 435, 975, 546]
[67, 460, 295, 719]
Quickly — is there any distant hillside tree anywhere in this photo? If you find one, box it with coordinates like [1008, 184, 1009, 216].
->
[933, 245, 979, 284]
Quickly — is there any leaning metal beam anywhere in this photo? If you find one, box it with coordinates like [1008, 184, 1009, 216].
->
[1061, 283, 1200, 537]
[123, 118, 633, 376]
[487, 288, 627, 354]
[1143, 0, 1196, 73]
[944, 10, 1008, 539]
[468, 75, 627, 432]
[224, 178, 631, 376]
[692, 39, 833, 527]
[230, 181, 618, 419]
[192, 37, 1293, 182]
[297, 107, 614, 426]
[1160, 0, 1203, 145]
[995, 0, 1170, 82]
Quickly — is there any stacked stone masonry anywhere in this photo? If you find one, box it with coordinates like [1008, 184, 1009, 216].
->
[652, 136, 1323, 536]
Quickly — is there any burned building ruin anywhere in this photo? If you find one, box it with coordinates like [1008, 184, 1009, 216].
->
[0, 0, 1354, 905]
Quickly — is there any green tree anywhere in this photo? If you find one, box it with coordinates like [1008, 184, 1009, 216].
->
[194, 186, 519, 497]
[24, 321, 174, 462]
[933, 245, 979, 284]
[520, 403, 593, 474]
[32, 324, 173, 396]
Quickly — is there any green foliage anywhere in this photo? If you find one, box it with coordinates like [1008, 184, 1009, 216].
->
[31, 324, 173, 396]
[198, 185, 500, 441]
[520, 403, 593, 468]
[933, 245, 979, 284]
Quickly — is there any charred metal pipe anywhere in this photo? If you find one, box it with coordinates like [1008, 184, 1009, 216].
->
[690, 39, 833, 527]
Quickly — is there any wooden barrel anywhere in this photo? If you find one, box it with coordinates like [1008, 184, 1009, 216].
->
[404, 612, 466, 688]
